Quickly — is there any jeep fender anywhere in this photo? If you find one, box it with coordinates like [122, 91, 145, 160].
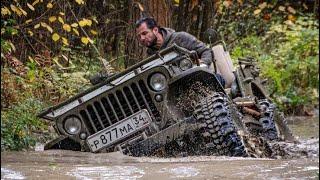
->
[168, 66, 226, 95]
[165, 67, 226, 118]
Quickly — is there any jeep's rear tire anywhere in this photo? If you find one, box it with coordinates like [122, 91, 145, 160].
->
[258, 99, 279, 141]
[193, 92, 247, 156]
[258, 99, 295, 141]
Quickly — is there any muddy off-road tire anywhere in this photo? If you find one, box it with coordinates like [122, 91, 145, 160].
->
[193, 92, 247, 157]
[258, 99, 295, 142]
[258, 99, 279, 141]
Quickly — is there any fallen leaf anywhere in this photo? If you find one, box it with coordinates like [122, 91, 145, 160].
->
[87, 19, 92, 26]
[258, 2, 267, 9]
[62, 37, 69, 45]
[278, 6, 285, 11]
[75, 0, 85, 5]
[136, 2, 144, 11]
[72, 28, 79, 36]
[254, 9, 261, 15]
[263, 13, 271, 21]
[47, 2, 53, 9]
[71, 23, 78, 27]
[25, 19, 32, 24]
[1, 7, 12, 16]
[81, 37, 89, 45]
[63, 24, 71, 32]
[10, 5, 22, 16]
[49, 16, 56, 22]
[34, 23, 40, 29]
[52, 33, 60, 41]
[28, 30, 34, 36]
[19, 7, 27, 16]
[40, 22, 48, 27]
[287, 6, 296, 14]
[46, 25, 53, 33]
[79, 20, 86, 27]
[32, 0, 40, 6]
[284, 20, 294, 26]
[288, 14, 296, 22]
[223, 0, 232, 8]
[27, 3, 35, 11]
[58, 16, 64, 24]
[90, 30, 97, 35]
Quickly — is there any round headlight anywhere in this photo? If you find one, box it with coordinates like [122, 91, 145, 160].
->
[149, 73, 167, 91]
[179, 59, 193, 71]
[64, 116, 81, 135]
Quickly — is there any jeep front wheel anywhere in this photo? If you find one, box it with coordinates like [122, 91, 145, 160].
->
[193, 92, 247, 156]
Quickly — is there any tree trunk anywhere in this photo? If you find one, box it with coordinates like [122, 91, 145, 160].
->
[124, 0, 172, 68]
[173, 0, 215, 42]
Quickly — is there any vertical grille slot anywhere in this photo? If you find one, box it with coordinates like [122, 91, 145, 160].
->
[91, 103, 105, 129]
[87, 105, 103, 131]
[97, 101, 112, 126]
[108, 94, 125, 120]
[123, 86, 140, 113]
[101, 97, 118, 123]
[131, 82, 150, 112]
[93, 102, 111, 127]
[116, 90, 133, 116]
[80, 110, 95, 134]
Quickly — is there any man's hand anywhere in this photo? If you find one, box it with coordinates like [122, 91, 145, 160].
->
[198, 59, 209, 68]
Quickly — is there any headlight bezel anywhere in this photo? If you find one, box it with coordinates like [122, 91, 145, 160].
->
[179, 58, 193, 71]
[63, 115, 82, 135]
[149, 73, 167, 92]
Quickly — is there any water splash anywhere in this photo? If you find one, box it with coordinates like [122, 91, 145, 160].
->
[1, 168, 25, 180]
[66, 166, 144, 180]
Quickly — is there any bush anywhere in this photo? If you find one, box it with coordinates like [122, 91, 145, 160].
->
[231, 15, 319, 114]
[1, 98, 49, 151]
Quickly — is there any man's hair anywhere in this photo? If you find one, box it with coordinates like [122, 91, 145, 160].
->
[135, 17, 158, 29]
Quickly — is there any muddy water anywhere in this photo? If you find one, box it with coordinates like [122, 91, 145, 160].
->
[1, 116, 319, 180]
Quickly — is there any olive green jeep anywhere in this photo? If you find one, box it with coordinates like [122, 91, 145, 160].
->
[38, 43, 294, 157]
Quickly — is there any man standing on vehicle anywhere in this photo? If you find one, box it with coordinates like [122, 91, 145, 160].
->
[135, 17, 225, 87]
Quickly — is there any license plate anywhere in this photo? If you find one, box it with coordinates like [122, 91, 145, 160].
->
[86, 109, 151, 152]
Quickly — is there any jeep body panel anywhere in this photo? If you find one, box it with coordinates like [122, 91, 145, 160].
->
[38, 44, 224, 153]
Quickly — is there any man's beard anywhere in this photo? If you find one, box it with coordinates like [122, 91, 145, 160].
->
[146, 34, 158, 48]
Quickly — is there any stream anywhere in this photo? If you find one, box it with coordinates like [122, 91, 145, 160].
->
[1, 116, 319, 180]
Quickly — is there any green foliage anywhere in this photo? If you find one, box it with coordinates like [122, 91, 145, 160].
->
[231, 15, 319, 113]
[1, 47, 93, 151]
[1, 98, 48, 151]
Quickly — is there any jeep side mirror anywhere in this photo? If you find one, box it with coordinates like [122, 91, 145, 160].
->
[203, 28, 221, 46]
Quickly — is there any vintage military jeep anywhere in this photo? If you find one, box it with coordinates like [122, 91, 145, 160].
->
[38, 43, 294, 157]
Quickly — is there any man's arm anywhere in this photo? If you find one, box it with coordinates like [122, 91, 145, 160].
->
[174, 32, 213, 66]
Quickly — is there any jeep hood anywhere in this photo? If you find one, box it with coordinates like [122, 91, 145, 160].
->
[38, 44, 193, 121]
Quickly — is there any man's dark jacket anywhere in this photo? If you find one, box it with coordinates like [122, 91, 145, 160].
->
[147, 28, 213, 66]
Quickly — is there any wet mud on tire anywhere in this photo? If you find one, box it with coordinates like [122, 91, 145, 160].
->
[193, 92, 247, 157]
[258, 99, 279, 141]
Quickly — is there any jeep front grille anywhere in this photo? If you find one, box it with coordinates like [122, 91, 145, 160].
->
[80, 80, 160, 134]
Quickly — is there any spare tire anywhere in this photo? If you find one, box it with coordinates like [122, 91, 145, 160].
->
[193, 92, 247, 156]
